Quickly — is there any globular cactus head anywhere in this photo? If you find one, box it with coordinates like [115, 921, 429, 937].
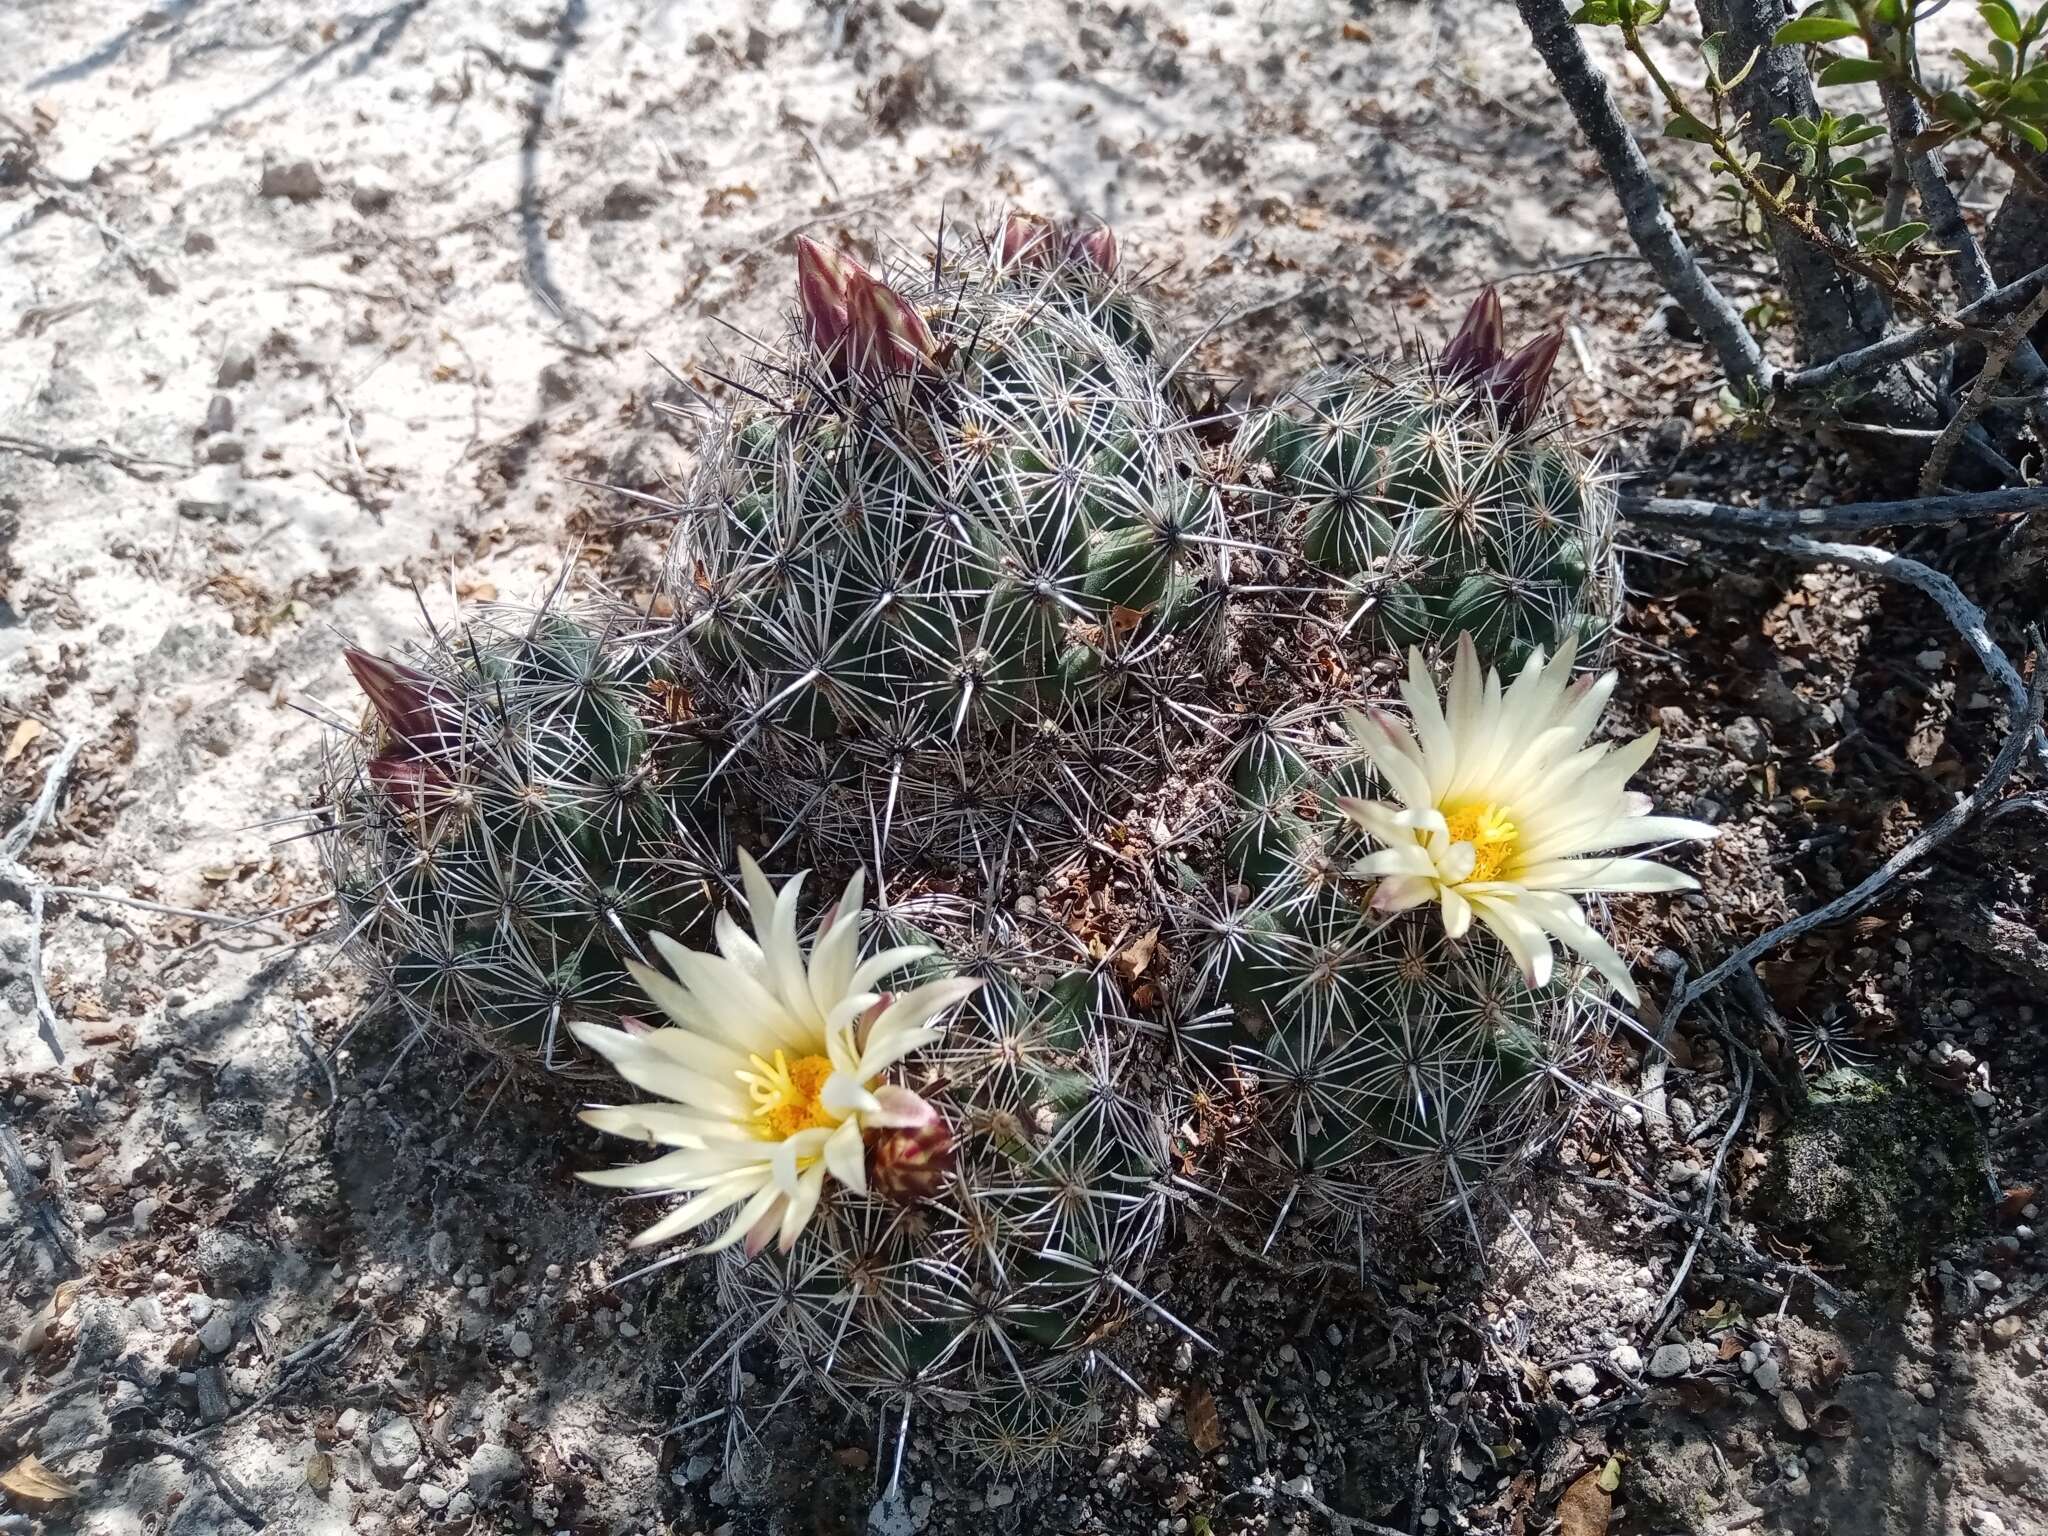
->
[1240, 286, 1618, 675]
[1165, 710, 1604, 1262]
[568, 864, 1184, 1474]
[315, 595, 728, 1071]
[664, 237, 1229, 872]
[979, 208, 1161, 367]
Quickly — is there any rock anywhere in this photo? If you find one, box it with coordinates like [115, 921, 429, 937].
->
[79, 1201, 108, 1226]
[1753, 1356, 1781, 1394]
[466, 1442, 522, 1497]
[370, 1416, 422, 1485]
[1724, 715, 1769, 764]
[445, 1492, 475, 1520]
[427, 1231, 454, 1275]
[186, 1294, 214, 1326]
[260, 159, 324, 201]
[1988, 1315, 2024, 1348]
[599, 181, 659, 220]
[1991, 1456, 2032, 1491]
[744, 25, 771, 63]
[896, 0, 944, 26]
[419, 1482, 451, 1511]
[1754, 1070, 1984, 1293]
[196, 1230, 274, 1287]
[198, 1315, 234, 1355]
[184, 228, 218, 255]
[130, 1296, 166, 1331]
[350, 168, 397, 213]
[1556, 1363, 1599, 1398]
[985, 1485, 1015, 1509]
[1966, 1511, 2008, 1536]
[306, 1452, 334, 1493]
[203, 395, 234, 435]
[1649, 1343, 1692, 1379]
[215, 342, 257, 387]
[200, 435, 245, 464]
[132, 1196, 160, 1233]
[337, 1408, 360, 1437]
[1609, 1343, 1643, 1375]
[508, 1330, 534, 1359]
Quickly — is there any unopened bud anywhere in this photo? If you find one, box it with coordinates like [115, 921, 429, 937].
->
[364, 750, 453, 812]
[999, 210, 1057, 271]
[1439, 285, 1505, 383]
[842, 267, 939, 377]
[1065, 218, 1117, 275]
[795, 235, 860, 356]
[344, 648, 464, 757]
[1483, 326, 1565, 432]
[867, 1117, 955, 1205]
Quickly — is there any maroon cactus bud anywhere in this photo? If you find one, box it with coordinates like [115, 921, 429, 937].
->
[842, 267, 939, 378]
[344, 648, 465, 757]
[1065, 218, 1117, 276]
[795, 235, 859, 356]
[1439, 285, 1505, 384]
[1483, 326, 1566, 432]
[867, 1116, 956, 1205]
[999, 210, 1058, 271]
[365, 750, 453, 812]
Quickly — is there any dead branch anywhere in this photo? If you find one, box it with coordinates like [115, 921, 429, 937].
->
[1777, 256, 2048, 397]
[1514, 0, 1768, 394]
[42, 1434, 266, 1529]
[0, 433, 192, 481]
[1651, 1055, 1752, 1335]
[1622, 485, 2044, 536]
[1666, 641, 2045, 1036]
[1561, 1172, 1847, 1307]
[1777, 536, 2045, 764]
[1921, 286, 2048, 494]
[0, 1103, 82, 1275]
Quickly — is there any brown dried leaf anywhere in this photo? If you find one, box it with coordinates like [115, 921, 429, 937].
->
[1556, 1463, 1613, 1536]
[1814, 1349, 1849, 1390]
[1, 1456, 80, 1510]
[1114, 927, 1160, 983]
[1184, 1382, 1224, 1453]
[3, 718, 46, 765]
[1676, 1378, 1731, 1415]
[1717, 1334, 1746, 1361]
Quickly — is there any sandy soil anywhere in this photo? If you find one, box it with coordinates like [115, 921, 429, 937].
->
[4, 2, 2046, 1534]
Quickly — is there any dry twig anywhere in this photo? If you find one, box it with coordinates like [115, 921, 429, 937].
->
[1920, 287, 2048, 494]
[1622, 485, 2044, 537]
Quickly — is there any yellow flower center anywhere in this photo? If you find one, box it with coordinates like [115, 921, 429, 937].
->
[1440, 801, 1519, 884]
[740, 1050, 839, 1140]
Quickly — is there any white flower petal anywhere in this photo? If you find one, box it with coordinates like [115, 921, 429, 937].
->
[1516, 856, 1700, 894]
[1466, 893, 1555, 991]
[820, 1069, 882, 1117]
[823, 1118, 868, 1195]
[624, 1173, 770, 1249]
[1370, 875, 1438, 913]
[1439, 883, 1473, 939]
[866, 1084, 938, 1129]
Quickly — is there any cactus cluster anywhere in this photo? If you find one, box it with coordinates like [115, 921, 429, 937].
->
[316, 601, 726, 1069]
[664, 235, 1227, 867]
[1241, 288, 1621, 674]
[306, 223, 1707, 1483]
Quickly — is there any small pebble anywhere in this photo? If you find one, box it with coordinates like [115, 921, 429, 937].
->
[1916, 1381, 1938, 1403]
[1649, 1343, 1692, 1379]
[132, 1196, 160, 1233]
[198, 1315, 234, 1355]
[418, 1483, 451, 1511]
[1966, 1510, 2008, 1536]
[1556, 1363, 1599, 1399]
[509, 1331, 534, 1359]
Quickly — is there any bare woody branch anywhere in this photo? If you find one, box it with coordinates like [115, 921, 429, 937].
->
[1515, 0, 1768, 395]
[1622, 485, 2045, 535]
[1777, 257, 2048, 396]
[1920, 287, 2048, 494]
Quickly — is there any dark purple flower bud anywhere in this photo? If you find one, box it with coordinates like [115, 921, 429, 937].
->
[867, 1116, 955, 1205]
[795, 235, 858, 357]
[998, 210, 1057, 271]
[344, 649, 465, 757]
[1065, 218, 1118, 275]
[1483, 327, 1566, 432]
[364, 750, 453, 812]
[1439, 285, 1505, 383]
[842, 266, 939, 378]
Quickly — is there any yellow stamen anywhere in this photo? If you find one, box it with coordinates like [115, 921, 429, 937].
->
[1440, 801, 1519, 884]
[739, 1050, 839, 1140]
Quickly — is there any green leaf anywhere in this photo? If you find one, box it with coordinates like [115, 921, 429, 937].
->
[1874, 0, 1907, 22]
[1774, 16, 1862, 42]
[1665, 110, 1718, 141]
[2014, 118, 2048, 150]
[1818, 56, 1894, 83]
[1569, 0, 1623, 22]
[1981, 0, 2025, 44]
[1873, 220, 1930, 253]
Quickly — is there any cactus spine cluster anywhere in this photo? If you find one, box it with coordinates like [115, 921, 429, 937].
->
[664, 233, 1227, 867]
[1241, 287, 1621, 673]
[316, 601, 726, 1068]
